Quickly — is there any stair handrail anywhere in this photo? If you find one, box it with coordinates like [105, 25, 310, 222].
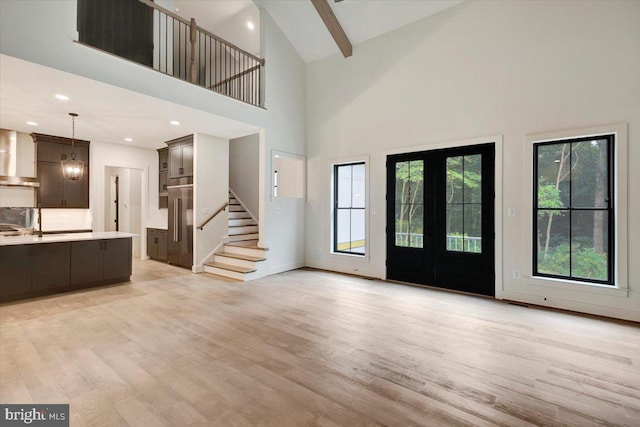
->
[197, 202, 229, 230]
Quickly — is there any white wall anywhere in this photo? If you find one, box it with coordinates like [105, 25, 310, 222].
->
[193, 133, 229, 269]
[259, 10, 306, 274]
[104, 166, 144, 256]
[229, 133, 259, 218]
[91, 141, 163, 258]
[305, 0, 640, 321]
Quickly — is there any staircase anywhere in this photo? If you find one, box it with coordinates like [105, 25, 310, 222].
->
[203, 193, 268, 281]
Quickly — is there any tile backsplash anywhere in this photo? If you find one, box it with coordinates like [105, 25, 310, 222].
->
[41, 209, 92, 231]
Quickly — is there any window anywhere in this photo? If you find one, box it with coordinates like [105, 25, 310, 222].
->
[395, 160, 424, 248]
[533, 135, 614, 285]
[333, 162, 365, 255]
[445, 154, 482, 253]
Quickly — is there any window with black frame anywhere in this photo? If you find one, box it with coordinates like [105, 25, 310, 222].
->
[334, 162, 366, 255]
[533, 135, 614, 285]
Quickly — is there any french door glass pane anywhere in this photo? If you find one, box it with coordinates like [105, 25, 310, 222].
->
[571, 210, 608, 281]
[446, 204, 463, 251]
[463, 155, 482, 203]
[536, 210, 570, 276]
[409, 160, 424, 203]
[395, 160, 424, 248]
[446, 156, 463, 203]
[464, 204, 482, 253]
[446, 154, 482, 253]
[409, 204, 424, 248]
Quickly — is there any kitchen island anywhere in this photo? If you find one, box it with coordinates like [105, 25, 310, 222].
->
[0, 232, 135, 301]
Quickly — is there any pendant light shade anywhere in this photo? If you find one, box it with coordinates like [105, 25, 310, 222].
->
[61, 113, 84, 181]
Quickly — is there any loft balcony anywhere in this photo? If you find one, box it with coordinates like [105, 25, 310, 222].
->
[76, 0, 265, 108]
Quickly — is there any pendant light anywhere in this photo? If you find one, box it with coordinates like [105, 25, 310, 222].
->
[61, 113, 84, 181]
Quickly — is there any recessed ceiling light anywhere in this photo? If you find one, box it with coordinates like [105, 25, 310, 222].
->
[124, 137, 133, 142]
[170, 120, 180, 126]
[247, 21, 255, 30]
[26, 121, 38, 126]
[55, 94, 69, 101]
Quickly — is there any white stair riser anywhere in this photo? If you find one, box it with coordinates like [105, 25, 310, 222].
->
[213, 255, 257, 269]
[228, 212, 250, 219]
[229, 225, 258, 235]
[228, 205, 246, 212]
[227, 233, 259, 242]
[204, 265, 246, 281]
[224, 245, 267, 258]
[229, 218, 256, 226]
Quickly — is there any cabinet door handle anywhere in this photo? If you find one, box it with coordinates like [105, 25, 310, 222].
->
[173, 200, 179, 242]
[178, 167, 184, 175]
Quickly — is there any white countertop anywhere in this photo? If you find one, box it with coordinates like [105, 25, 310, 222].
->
[147, 225, 168, 230]
[0, 232, 137, 246]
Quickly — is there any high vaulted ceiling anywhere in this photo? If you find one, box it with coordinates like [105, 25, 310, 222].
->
[255, 0, 464, 63]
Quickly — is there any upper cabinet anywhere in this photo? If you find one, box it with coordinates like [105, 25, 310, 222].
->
[158, 147, 168, 209]
[32, 134, 90, 208]
[166, 135, 193, 181]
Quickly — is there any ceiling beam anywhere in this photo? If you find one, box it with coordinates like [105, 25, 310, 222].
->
[310, 0, 352, 58]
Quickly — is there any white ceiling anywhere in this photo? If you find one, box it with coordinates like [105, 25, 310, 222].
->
[0, 55, 260, 150]
[255, 0, 464, 63]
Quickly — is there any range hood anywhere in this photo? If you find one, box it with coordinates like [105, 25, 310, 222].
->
[0, 129, 40, 187]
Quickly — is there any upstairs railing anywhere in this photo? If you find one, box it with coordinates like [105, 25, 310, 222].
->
[78, 0, 264, 107]
[140, 0, 264, 107]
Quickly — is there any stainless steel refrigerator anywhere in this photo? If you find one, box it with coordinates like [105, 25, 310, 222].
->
[168, 184, 193, 269]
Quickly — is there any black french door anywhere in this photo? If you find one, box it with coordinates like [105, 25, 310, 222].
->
[386, 143, 495, 296]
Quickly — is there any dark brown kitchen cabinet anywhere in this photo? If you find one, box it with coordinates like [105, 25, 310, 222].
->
[158, 147, 168, 209]
[103, 238, 132, 280]
[147, 228, 167, 262]
[70, 239, 131, 285]
[0, 238, 132, 302]
[167, 136, 193, 180]
[33, 134, 90, 208]
[159, 148, 169, 172]
[0, 245, 32, 298]
[31, 242, 70, 291]
[0, 243, 70, 298]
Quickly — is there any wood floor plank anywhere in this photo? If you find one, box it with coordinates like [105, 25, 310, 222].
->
[1, 261, 639, 426]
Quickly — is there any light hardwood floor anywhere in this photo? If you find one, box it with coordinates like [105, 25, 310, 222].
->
[1, 259, 639, 426]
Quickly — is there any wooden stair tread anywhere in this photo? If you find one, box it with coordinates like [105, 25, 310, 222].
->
[216, 252, 266, 262]
[229, 224, 257, 228]
[204, 262, 256, 274]
[225, 240, 269, 250]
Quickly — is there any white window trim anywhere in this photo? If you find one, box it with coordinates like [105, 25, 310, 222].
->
[330, 156, 370, 260]
[524, 123, 628, 296]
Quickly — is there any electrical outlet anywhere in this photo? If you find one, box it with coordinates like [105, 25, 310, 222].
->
[513, 270, 520, 279]
[508, 208, 516, 217]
